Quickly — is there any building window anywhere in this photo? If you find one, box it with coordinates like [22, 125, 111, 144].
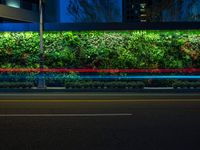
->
[0, 0, 39, 12]
[123, 0, 147, 22]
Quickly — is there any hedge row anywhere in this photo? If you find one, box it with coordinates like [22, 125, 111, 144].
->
[1, 81, 200, 89]
[0, 82, 34, 89]
[172, 81, 200, 89]
[65, 81, 145, 89]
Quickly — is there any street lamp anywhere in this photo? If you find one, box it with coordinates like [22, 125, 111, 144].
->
[38, 0, 46, 89]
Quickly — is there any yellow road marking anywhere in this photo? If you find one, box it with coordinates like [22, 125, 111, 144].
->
[0, 100, 200, 103]
[0, 113, 133, 117]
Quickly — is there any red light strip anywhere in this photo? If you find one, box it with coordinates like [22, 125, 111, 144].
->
[0, 68, 200, 73]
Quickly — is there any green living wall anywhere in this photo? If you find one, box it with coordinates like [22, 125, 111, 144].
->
[0, 30, 199, 69]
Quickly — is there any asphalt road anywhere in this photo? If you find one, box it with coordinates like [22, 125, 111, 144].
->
[0, 93, 200, 150]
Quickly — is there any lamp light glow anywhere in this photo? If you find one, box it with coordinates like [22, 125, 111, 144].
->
[6, 0, 20, 8]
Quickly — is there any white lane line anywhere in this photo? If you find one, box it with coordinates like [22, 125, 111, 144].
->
[0, 113, 133, 117]
[1, 93, 200, 97]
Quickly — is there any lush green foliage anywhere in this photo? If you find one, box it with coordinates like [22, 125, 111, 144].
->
[0, 30, 199, 69]
[0, 32, 40, 68]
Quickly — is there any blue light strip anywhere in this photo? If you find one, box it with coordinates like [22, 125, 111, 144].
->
[1, 75, 200, 80]
[0, 23, 200, 32]
[78, 75, 200, 79]
[0, 23, 39, 32]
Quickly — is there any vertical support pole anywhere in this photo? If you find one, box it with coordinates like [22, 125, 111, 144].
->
[38, 0, 46, 89]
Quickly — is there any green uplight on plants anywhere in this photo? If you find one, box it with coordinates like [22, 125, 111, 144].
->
[0, 30, 199, 70]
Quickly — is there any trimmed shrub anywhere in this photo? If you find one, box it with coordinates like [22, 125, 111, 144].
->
[0, 82, 34, 89]
[65, 81, 145, 90]
[172, 81, 200, 89]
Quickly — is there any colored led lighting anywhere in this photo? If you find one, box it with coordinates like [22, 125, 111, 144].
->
[1, 74, 200, 80]
[77, 75, 200, 79]
[6, 0, 20, 8]
[0, 68, 200, 73]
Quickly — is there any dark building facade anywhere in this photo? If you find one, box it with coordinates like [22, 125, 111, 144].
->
[0, 0, 59, 23]
[0, 0, 39, 22]
[0, 0, 199, 24]
[123, 0, 149, 22]
[123, 0, 200, 22]
[0, 0, 38, 11]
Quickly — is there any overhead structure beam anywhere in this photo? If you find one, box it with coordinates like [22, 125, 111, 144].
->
[0, 4, 38, 22]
